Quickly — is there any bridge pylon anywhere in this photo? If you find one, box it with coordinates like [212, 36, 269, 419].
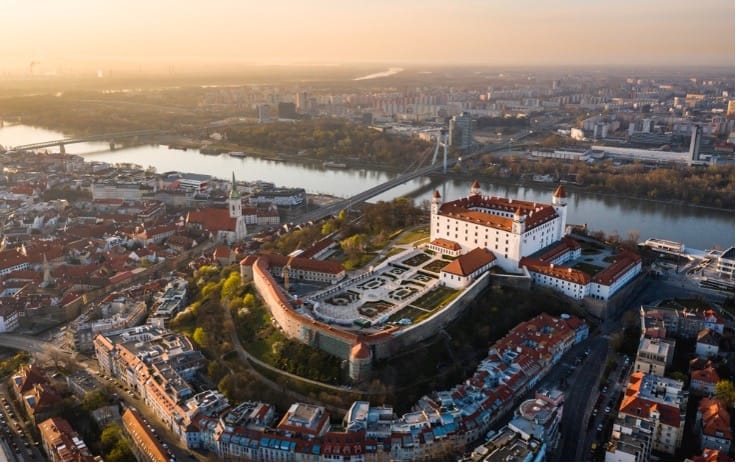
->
[59, 143, 65, 154]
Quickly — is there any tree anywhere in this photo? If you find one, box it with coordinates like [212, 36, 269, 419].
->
[242, 293, 256, 309]
[192, 327, 208, 348]
[221, 272, 241, 301]
[81, 389, 107, 412]
[715, 380, 734, 409]
[100, 425, 123, 452]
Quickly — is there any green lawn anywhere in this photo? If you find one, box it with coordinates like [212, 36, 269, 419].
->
[395, 228, 430, 245]
[573, 262, 604, 276]
[387, 306, 434, 324]
[411, 286, 460, 311]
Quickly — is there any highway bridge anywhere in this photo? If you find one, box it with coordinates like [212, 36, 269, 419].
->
[8, 120, 254, 153]
[292, 127, 539, 225]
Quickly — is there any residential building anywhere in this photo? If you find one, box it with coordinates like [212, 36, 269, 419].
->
[605, 415, 656, 462]
[690, 362, 720, 397]
[618, 372, 687, 455]
[695, 398, 733, 454]
[695, 328, 721, 359]
[38, 417, 95, 462]
[634, 337, 675, 377]
[277, 403, 331, 439]
[122, 408, 170, 462]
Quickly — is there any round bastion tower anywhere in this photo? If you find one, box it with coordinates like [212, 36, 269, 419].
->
[348, 342, 372, 382]
[552, 185, 568, 238]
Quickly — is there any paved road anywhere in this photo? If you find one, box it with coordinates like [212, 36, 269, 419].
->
[553, 336, 610, 461]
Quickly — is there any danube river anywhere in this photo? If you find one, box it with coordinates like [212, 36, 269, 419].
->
[1, 124, 734, 250]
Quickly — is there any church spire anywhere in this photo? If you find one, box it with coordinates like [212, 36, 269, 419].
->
[230, 172, 239, 199]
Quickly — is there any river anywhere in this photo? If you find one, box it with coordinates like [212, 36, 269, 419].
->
[0, 123, 734, 250]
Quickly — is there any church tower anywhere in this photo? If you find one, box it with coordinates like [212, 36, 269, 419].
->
[228, 172, 242, 219]
[552, 185, 568, 238]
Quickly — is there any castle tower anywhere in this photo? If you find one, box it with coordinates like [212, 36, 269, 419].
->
[228, 172, 242, 219]
[552, 185, 568, 238]
[431, 190, 441, 215]
[470, 180, 481, 197]
[512, 207, 525, 235]
[348, 342, 372, 382]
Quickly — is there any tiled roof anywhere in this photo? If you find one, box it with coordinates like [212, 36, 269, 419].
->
[442, 247, 495, 277]
[519, 257, 591, 285]
[698, 398, 732, 440]
[618, 372, 683, 428]
[429, 238, 461, 251]
[187, 207, 237, 233]
[591, 250, 641, 285]
[438, 196, 559, 232]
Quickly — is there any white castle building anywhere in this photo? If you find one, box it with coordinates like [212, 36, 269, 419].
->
[429, 181, 642, 301]
[430, 181, 567, 272]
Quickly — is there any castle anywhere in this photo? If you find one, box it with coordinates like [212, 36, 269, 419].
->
[430, 181, 567, 271]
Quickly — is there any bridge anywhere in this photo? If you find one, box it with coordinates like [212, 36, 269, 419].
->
[10, 129, 173, 153]
[8, 120, 255, 153]
[292, 130, 537, 226]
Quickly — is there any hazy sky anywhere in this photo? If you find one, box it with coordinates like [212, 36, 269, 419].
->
[2, 0, 734, 71]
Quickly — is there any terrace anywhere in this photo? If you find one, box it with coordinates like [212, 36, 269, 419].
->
[300, 246, 450, 330]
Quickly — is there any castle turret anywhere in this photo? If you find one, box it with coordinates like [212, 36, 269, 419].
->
[348, 342, 372, 382]
[228, 172, 242, 219]
[552, 185, 567, 238]
[512, 207, 525, 235]
[470, 180, 481, 197]
[431, 189, 441, 215]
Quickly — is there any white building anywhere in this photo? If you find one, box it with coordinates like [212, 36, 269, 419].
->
[430, 182, 567, 272]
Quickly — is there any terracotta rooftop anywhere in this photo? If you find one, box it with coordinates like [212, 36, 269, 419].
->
[519, 256, 591, 285]
[591, 250, 641, 286]
[697, 398, 732, 440]
[442, 247, 496, 277]
[186, 207, 237, 234]
[429, 238, 462, 251]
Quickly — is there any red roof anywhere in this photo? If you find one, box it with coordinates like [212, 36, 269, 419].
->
[698, 398, 732, 440]
[618, 372, 683, 428]
[519, 256, 591, 285]
[592, 250, 641, 285]
[441, 247, 495, 277]
[350, 342, 371, 359]
[553, 185, 566, 198]
[429, 238, 461, 251]
[187, 207, 236, 233]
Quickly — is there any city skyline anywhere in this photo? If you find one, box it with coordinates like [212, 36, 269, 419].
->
[1, 0, 734, 73]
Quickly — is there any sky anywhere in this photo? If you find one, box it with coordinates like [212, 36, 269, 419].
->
[1, 0, 734, 73]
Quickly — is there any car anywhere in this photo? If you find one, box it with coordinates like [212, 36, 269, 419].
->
[604, 407, 611, 414]
[597, 423, 604, 432]
[601, 386, 608, 393]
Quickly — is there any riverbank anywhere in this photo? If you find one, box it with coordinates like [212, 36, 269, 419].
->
[445, 173, 735, 213]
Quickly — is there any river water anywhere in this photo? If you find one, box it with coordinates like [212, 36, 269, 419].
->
[1, 124, 734, 250]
